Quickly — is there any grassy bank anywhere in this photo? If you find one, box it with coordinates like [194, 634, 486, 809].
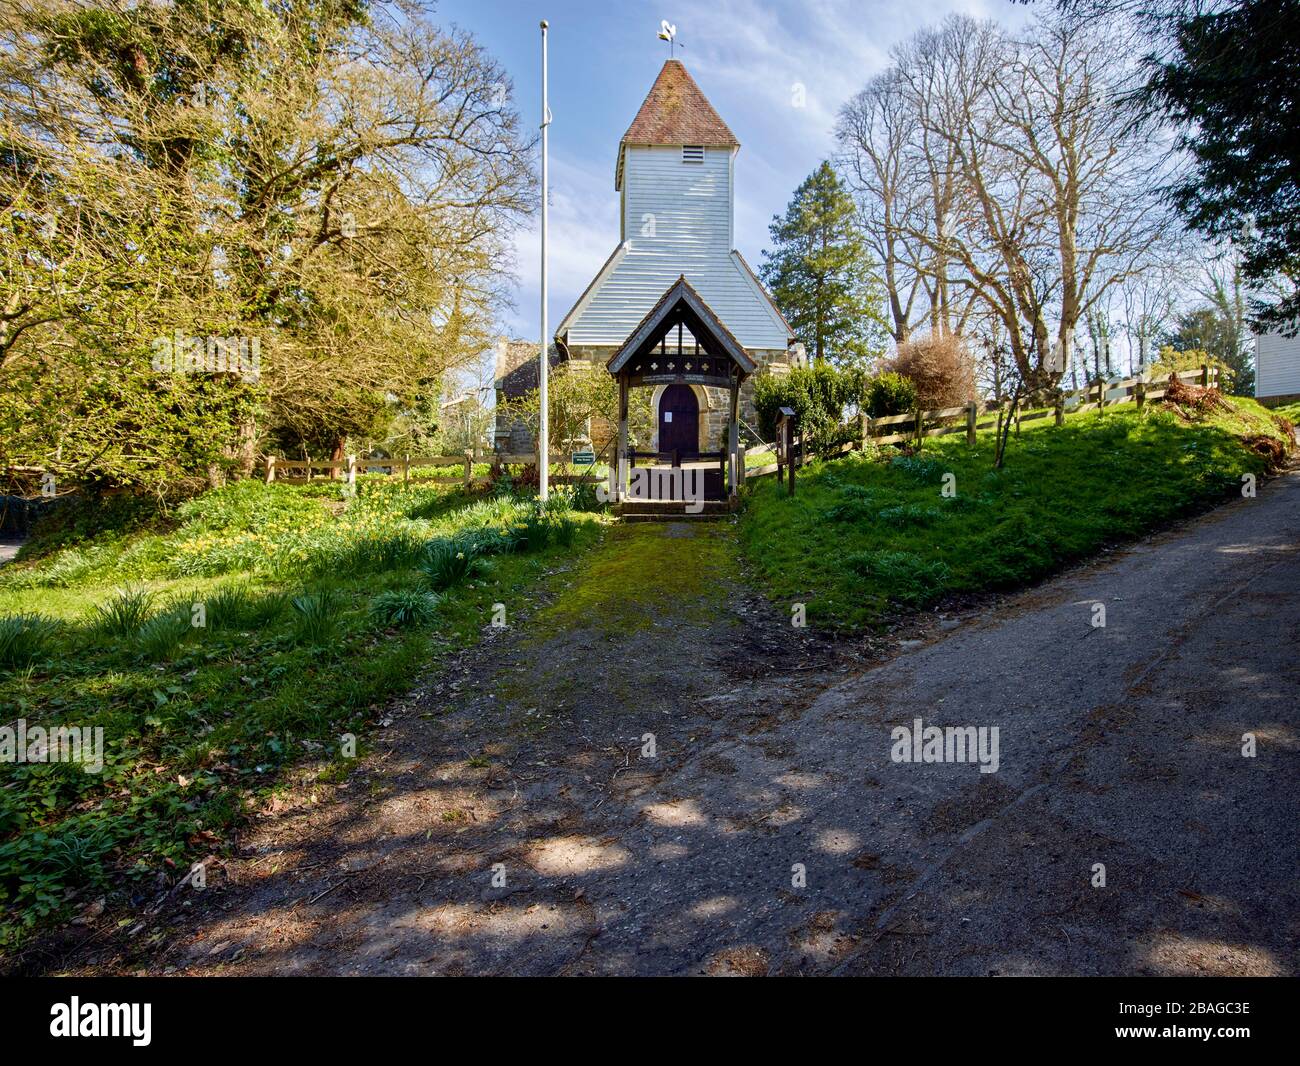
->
[741, 397, 1294, 629]
[0, 479, 604, 950]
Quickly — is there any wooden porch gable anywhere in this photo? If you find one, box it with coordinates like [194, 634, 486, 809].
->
[607, 276, 749, 509]
[606, 275, 756, 387]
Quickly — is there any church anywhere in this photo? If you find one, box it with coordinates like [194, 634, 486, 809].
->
[498, 60, 799, 471]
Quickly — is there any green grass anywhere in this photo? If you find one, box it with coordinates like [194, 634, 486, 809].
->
[741, 398, 1294, 629]
[0, 480, 606, 950]
[0, 615, 61, 670]
[1270, 400, 1300, 425]
[493, 521, 735, 720]
[528, 522, 734, 639]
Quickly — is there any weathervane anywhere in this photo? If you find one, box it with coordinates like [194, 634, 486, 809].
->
[658, 20, 682, 58]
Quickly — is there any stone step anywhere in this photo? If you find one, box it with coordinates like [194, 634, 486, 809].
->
[615, 498, 737, 521]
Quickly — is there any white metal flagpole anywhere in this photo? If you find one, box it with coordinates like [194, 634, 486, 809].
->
[538, 19, 550, 502]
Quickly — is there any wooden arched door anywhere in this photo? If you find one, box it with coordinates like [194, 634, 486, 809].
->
[657, 384, 699, 458]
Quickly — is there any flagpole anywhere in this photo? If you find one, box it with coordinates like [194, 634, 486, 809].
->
[538, 19, 550, 502]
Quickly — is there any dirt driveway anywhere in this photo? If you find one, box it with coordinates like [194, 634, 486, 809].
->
[53, 471, 1300, 976]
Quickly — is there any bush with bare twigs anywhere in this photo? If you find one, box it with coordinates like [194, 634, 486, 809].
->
[1161, 376, 1233, 420]
[888, 333, 976, 409]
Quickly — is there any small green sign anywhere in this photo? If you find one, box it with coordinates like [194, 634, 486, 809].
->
[572, 450, 596, 466]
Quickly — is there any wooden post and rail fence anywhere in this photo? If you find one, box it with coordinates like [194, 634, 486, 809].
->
[744, 366, 1222, 489]
[261, 450, 607, 489]
[262, 366, 1219, 497]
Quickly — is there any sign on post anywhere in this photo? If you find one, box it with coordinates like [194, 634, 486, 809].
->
[777, 406, 797, 497]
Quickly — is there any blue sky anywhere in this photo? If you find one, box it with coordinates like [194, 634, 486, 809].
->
[433, 0, 1035, 350]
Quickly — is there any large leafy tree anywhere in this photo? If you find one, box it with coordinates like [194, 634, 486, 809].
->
[759, 161, 886, 368]
[0, 0, 532, 492]
[1145, 0, 1300, 331]
[0, 0, 261, 492]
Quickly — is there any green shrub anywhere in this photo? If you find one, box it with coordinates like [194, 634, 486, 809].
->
[326, 530, 426, 576]
[243, 590, 290, 628]
[552, 516, 579, 548]
[29, 547, 111, 588]
[889, 454, 946, 483]
[202, 583, 288, 631]
[864, 372, 917, 417]
[39, 827, 116, 886]
[19, 492, 163, 561]
[753, 364, 864, 453]
[822, 499, 875, 522]
[174, 479, 322, 534]
[452, 527, 517, 557]
[1150, 345, 1237, 394]
[0, 614, 61, 670]
[517, 510, 553, 551]
[876, 504, 944, 527]
[93, 587, 155, 637]
[564, 480, 603, 512]
[369, 589, 442, 627]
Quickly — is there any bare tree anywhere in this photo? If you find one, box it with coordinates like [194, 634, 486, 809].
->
[845, 11, 1175, 393]
[891, 17, 1054, 382]
[837, 72, 921, 343]
[1120, 247, 1189, 373]
[1198, 245, 1249, 361]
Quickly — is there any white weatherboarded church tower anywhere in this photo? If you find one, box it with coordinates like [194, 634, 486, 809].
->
[1255, 327, 1300, 406]
[556, 60, 796, 457]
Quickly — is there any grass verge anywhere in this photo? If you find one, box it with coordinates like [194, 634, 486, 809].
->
[0, 479, 604, 951]
[740, 397, 1294, 629]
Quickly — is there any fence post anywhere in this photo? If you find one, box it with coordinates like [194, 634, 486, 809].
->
[1054, 391, 1065, 427]
[463, 449, 473, 490]
[1095, 377, 1105, 411]
[776, 435, 784, 490]
[788, 421, 796, 497]
[860, 410, 870, 450]
[1201, 363, 1210, 388]
[403, 454, 410, 485]
[966, 401, 977, 445]
[264, 456, 275, 484]
[346, 454, 357, 494]
[913, 401, 924, 451]
[1135, 377, 1146, 410]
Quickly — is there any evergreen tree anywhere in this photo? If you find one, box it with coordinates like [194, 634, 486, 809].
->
[1146, 1, 1300, 330]
[759, 161, 886, 367]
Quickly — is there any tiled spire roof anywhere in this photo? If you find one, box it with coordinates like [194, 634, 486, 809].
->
[620, 60, 738, 148]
